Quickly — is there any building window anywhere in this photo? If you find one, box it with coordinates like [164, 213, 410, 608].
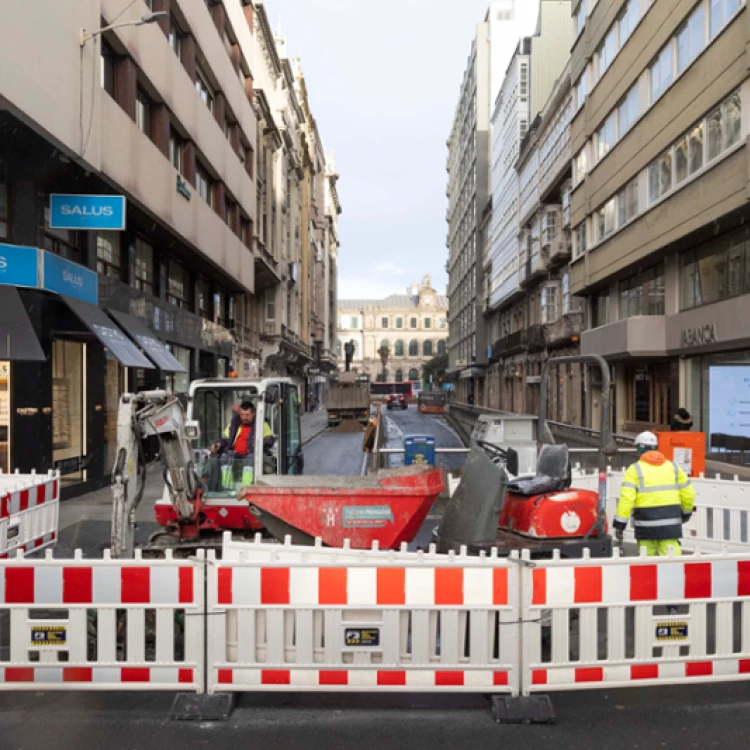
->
[423, 340, 433, 357]
[573, 223, 587, 259]
[650, 43, 673, 103]
[616, 177, 639, 227]
[169, 128, 183, 172]
[437, 340, 447, 356]
[167, 258, 190, 309]
[265, 290, 275, 321]
[575, 72, 588, 110]
[596, 197, 616, 241]
[711, 0, 741, 39]
[619, 0, 636, 46]
[677, 3, 705, 74]
[408, 340, 418, 357]
[195, 65, 214, 112]
[394, 340, 404, 356]
[381, 317, 389, 328]
[100, 41, 116, 97]
[224, 196, 235, 230]
[195, 163, 213, 206]
[0, 156, 7, 240]
[592, 291, 610, 328]
[132, 237, 155, 295]
[541, 284, 559, 325]
[396, 317, 403, 329]
[596, 114, 616, 161]
[619, 264, 665, 318]
[574, 2, 585, 37]
[438, 317, 446, 329]
[408, 368, 420, 382]
[350, 316, 359, 329]
[689, 121, 705, 174]
[519, 62, 528, 101]
[197, 278, 211, 319]
[42, 207, 81, 262]
[214, 292, 226, 327]
[395, 369, 404, 383]
[618, 83, 639, 136]
[169, 15, 183, 59]
[424, 317, 432, 329]
[136, 87, 152, 138]
[573, 148, 587, 185]
[410, 317, 417, 329]
[597, 27, 617, 77]
[648, 150, 673, 204]
[96, 232, 122, 279]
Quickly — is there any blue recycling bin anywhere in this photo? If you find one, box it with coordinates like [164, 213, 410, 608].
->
[404, 435, 436, 466]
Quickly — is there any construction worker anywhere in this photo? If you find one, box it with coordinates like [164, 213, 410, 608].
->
[613, 431, 695, 556]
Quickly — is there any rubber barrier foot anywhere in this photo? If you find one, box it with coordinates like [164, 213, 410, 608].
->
[490, 695, 556, 724]
[169, 693, 236, 722]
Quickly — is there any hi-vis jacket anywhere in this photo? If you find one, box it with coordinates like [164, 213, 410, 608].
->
[613, 451, 696, 540]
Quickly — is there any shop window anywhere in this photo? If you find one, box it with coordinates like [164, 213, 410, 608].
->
[626, 363, 672, 427]
[96, 231, 122, 279]
[167, 258, 191, 309]
[132, 237, 155, 296]
[52, 341, 85, 485]
[42, 206, 82, 262]
[167, 344, 190, 394]
[0, 155, 8, 240]
[619, 264, 665, 318]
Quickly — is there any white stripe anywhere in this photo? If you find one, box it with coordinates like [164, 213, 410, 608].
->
[229, 668, 261, 686]
[151, 667, 179, 684]
[289, 568, 318, 606]
[657, 562, 684, 600]
[465, 670, 494, 687]
[406, 670, 434, 687]
[9, 492, 20, 515]
[405, 568, 434, 606]
[231, 567, 261, 606]
[35, 668, 63, 683]
[545, 567, 575, 606]
[93, 667, 121, 684]
[347, 568, 377, 607]
[711, 561, 738, 599]
[602, 565, 629, 604]
[93, 567, 121, 604]
[35, 566, 63, 604]
[463, 568, 493, 607]
[633, 518, 681, 527]
[714, 660, 739, 677]
[347, 670, 378, 687]
[150, 567, 178, 605]
[290, 670, 319, 687]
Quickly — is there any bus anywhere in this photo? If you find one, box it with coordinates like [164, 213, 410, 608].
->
[371, 381, 416, 398]
[418, 391, 447, 414]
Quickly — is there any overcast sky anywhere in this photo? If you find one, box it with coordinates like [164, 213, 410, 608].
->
[269, 0, 494, 300]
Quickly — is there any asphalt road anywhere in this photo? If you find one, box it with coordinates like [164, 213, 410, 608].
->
[303, 428, 368, 476]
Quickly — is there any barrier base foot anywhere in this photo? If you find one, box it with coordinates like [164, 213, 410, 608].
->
[169, 692, 236, 722]
[490, 695, 556, 724]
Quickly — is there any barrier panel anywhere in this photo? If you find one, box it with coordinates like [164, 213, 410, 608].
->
[520, 548, 750, 694]
[0, 549, 204, 692]
[572, 467, 750, 553]
[207, 545, 521, 695]
[0, 470, 59, 557]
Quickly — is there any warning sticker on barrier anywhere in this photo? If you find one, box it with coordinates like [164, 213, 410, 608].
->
[31, 626, 67, 647]
[655, 622, 688, 641]
[6, 525, 19, 541]
[345, 628, 380, 647]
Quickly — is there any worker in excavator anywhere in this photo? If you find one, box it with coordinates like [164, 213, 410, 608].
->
[613, 431, 696, 556]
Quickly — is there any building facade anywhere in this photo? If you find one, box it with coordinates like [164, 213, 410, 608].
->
[338, 277, 448, 386]
[571, 0, 749, 439]
[0, 0, 338, 495]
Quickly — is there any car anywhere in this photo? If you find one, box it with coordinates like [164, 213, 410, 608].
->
[386, 393, 408, 410]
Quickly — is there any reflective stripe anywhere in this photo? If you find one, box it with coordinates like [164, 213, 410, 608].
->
[614, 515, 629, 525]
[634, 462, 645, 490]
[673, 462, 680, 486]
[621, 481, 638, 490]
[633, 518, 681, 528]
[677, 481, 691, 490]
[640, 483, 680, 493]
[632, 504, 682, 520]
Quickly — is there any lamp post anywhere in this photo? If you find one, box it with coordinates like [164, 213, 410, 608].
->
[80, 11, 167, 47]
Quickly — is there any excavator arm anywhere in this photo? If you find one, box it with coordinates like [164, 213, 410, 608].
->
[110, 390, 201, 558]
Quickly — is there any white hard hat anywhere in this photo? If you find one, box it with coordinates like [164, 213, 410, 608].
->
[635, 431, 658, 450]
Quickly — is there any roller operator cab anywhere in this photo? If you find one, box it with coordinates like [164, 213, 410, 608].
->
[153, 377, 304, 543]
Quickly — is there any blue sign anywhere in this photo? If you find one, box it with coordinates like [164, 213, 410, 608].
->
[49, 194, 126, 231]
[0, 244, 40, 288]
[41, 252, 98, 305]
[404, 435, 436, 467]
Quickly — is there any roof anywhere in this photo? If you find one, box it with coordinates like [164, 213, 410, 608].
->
[339, 294, 449, 311]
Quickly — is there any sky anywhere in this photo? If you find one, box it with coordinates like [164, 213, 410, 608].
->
[269, 0, 496, 300]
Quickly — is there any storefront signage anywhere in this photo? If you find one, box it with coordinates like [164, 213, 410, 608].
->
[41, 252, 98, 305]
[176, 175, 192, 201]
[0, 244, 41, 288]
[16, 407, 38, 416]
[682, 324, 718, 347]
[49, 194, 126, 231]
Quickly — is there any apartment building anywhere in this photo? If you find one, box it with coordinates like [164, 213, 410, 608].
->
[0, 0, 339, 494]
[338, 277, 448, 386]
[570, 0, 748, 439]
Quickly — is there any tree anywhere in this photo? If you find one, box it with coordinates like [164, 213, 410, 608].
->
[421, 352, 449, 389]
[377, 343, 390, 382]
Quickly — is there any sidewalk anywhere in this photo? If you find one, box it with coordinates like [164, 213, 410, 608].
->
[301, 409, 329, 445]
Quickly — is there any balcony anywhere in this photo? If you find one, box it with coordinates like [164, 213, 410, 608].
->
[254, 239, 282, 292]
[525, 324, 546, 351]
[544, 313, 585, 348]
[237, 325, 261, 354]
[281, 324, 312, 360]
[262, 320, 278, 339]
[492, 330, 526, 359]
[546, 237, 571, 265]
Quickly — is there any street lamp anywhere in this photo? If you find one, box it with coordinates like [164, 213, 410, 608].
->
[80, 11, 167, 46]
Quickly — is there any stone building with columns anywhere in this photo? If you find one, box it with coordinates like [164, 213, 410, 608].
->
[337, 276, 448, 386]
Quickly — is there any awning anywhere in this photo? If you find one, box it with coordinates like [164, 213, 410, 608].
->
[61, 296, 154, 369]
[107, 310, 187, 373]
[0, 287, 45, 361]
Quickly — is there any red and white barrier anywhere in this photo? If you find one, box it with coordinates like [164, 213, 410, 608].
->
[0, 470, 59, 558]
[0, 549, 204, 692]
[520, 548, 750, 693]
[207, 546, 520, 694]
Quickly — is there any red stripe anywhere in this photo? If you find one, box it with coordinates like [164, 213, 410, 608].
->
[575, 667, 604, 683]
[53, 480, 59, 499]
[531, 670, 547, 685]
[493, 671, 509, 686]
[435, 568, 463, 606]
[686, 662, 713, 677]
[5, 567, 34, 603]
[575, 567, 602, 604]
[319, 568, 348, 605]
[63, 567, 92, 604]
[5, 668, 34, 682]
[19, 490, 29, 512]
[740, 660, 750, 674]
[51, 531, 56, 541]
[493, 569, 508, 606]
[377, 568, 405, 605]
[218, 568, 233, 605]
[261, 568, 290, 605]
[121, 668, 150, 683]
[262, 670, 290, 685]
[532, 569, 547, 606]
[63, 668, 92, 683]
[739, 562, 750, 597]
[684, 563, 712, 599]
[218, 669, 233, 684]
[178, 669, 193, 684]
[36, 484, 46, 506]
[0, 492, 8, 519]
[33, 538, 43, 549]
[435, 671, 464, 686]
[377, 671, 406, 686]
[319, 670, 348, 685]
[121, 568, 150, 604]
[178, 567, 193, 604]
[631, 664, 659, 680]
[630, 565, 657, 601]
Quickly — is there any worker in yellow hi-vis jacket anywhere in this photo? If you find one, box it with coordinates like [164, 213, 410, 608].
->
[613, 431, 696, 556]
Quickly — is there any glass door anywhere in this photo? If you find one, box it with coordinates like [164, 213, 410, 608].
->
[52, 340, 85, 485]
